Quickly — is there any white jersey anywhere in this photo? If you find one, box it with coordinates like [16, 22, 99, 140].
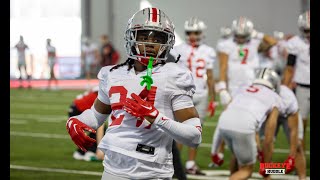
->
[218, 84, 283, 133]
[170, 43, 216, 95]
[97, 63, 195, 176]
[47, 45, 56, 59]
[285, 35, 310, 85]
[279, 85, 299, 117]
[217, 38, 261, 95]
[15, 42, 28, 62]
[216, 37, 232, 48]
[82, 43, 98, 64]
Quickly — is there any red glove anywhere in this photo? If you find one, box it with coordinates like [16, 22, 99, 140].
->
[211, 153, 224, 167]
[123, 93, 159, 119]
[284, 155, 295, 174]
[258, 149, 269, 177]
[66, 118, 96, 152]
[207, 101, 216, 117]
[257, 149, 264, 162]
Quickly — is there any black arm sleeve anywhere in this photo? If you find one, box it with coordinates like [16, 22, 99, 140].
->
[287, 54, 297, 66]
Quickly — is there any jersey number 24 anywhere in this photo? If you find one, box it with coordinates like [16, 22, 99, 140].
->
[108, 86, 157, 129]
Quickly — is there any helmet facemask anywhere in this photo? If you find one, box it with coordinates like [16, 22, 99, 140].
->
[124, 8, 175, 66]
[125, 28, 174, 66]
[184, 17, 206, 46]
[185, 31, 204, 46]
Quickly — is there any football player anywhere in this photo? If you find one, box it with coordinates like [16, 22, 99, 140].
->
[258, 84, 306, 179]
[68, 86, 106, 161]
[46, 38, 58, 90]
[211, 68, 284, 179]
[66, 7, 202, 179]
[215, 27, 232, 69]
[81, 37, 100, 86]
[215, 17, 278, 107]
[282, 10, 310, 152]
[14, 35, 32, 88]
[170, 17, 216, 175]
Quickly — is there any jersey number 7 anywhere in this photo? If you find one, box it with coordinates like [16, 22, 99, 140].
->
[239, 48, 249, 64]
[108, 86, 157, 129]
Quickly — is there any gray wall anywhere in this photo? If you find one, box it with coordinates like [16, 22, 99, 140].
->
[83, 0, 305, 66]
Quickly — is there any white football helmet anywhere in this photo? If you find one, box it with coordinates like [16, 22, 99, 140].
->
[231, 16, 254, 42]
[298, 10, 310, 37]
[273, 31, 284, 40]
[220, 27, 232, 39]
[253, 68, 281, 93]
[184, 17, 206, 45]
[124, 7, 175, 65]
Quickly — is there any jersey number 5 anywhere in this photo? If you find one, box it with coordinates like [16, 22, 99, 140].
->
[246, 85, 259, 93]
[108, 86, 157, 129]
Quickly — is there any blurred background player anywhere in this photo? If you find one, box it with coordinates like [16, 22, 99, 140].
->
[217, 26, 232, 45]
[81, 37, 100, 88]
[14, 35, 32, 88]
[68, 86, 106, 161]
[98, 34, 120, 71]
[46, 38, 58, 90]
[170, 17, 216, 175]
[283, 10, 310, 153]
[215, 17, 278, 107]
[258, 84, 306, 179]
[211, 68, 284, 179]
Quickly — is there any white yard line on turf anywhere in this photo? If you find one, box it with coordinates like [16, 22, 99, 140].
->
[10, 131, 69, 139]
[10, 120, 27, 124]
[10, 131, 310, 155]
[10, 165, 309, 180]
[10, 165, 102, 176]
[10, 114, 67, 123]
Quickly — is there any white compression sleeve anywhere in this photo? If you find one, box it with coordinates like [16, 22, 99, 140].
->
[71, 105, 109, 130]
[154, 113, 202, 148]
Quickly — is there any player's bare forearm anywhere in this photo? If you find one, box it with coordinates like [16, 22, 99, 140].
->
[258, 35, 277, 53]
[263, 107, 279, 162]
[282, 66, 294, 87]
[288, 113, 299, 157]
[174, 107, 200, 123]
[255, 132, 261, 150]
[96, 124, 105, 145]
[94, 98, 112, 114]
[218, 52, 228, 82]
[207, 69, 215, 100]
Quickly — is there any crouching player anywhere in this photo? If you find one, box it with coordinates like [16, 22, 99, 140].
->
[258, 84, 307, 180]
[211, 68, 284, 179]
